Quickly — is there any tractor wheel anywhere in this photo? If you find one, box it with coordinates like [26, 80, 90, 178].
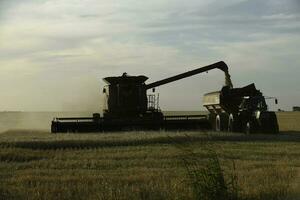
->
[245, 121, 257, 134]
[269, 112, 279, 134]
[260, 112, 279, 134]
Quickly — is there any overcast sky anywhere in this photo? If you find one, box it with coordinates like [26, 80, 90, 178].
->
[0, 0, 299, 111]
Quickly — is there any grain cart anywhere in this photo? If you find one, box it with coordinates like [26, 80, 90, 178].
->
[51, 61, 231, 133]
[203, 84, 279, 134]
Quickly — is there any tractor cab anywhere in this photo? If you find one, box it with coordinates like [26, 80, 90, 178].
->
[239, 95, 268, 112]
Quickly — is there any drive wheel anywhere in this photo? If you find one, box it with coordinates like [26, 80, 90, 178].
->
[269, 113, 279, 134]
[260, 112, 279, 134]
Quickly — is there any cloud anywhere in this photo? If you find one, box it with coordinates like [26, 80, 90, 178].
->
[0, 0, 299, 111]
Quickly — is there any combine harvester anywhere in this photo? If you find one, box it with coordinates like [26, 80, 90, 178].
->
[51, 61, 278, 134]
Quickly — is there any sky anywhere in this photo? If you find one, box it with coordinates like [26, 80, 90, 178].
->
[0, 0, 299, 112]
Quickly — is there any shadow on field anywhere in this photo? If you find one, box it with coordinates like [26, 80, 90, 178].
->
[0, 132, 299, 150]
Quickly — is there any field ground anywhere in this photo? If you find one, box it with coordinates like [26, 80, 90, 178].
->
[0, 111, 299, 199]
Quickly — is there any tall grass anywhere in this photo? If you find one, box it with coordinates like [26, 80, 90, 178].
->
[175, 136, 239, 200]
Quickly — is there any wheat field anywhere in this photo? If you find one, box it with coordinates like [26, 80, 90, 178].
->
[0, 111, 299, 200]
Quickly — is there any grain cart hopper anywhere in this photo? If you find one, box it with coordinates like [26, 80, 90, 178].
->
[203, 84, 279, 134]
[51, 61, 231, 133]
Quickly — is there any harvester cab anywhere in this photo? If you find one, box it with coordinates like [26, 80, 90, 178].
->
[102, 73, 150, 118]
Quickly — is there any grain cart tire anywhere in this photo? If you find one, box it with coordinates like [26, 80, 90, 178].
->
[215, 113, 229, 132]
[208, 114, 217, 130]
[228, 114, 239, 132]
[245, 121, 253, 134]
[220, 113, 229, 131]
[215, 115, 221, 132]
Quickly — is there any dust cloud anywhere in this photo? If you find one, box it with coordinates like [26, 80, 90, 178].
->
[0, 77, 108, 133]
[0, 111, 96, 133]
[53, 76, 105, 112]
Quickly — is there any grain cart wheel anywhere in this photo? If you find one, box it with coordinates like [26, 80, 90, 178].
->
[220, 113, 229, 131]
[228, 114, 243, 132]
[208, 114, 216, 130]
[228, 114, 236, 132]
[215, 113, 229, 132]
[215, 115, 221, 132]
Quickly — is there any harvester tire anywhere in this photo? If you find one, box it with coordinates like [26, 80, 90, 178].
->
[51, 123, 57, 134]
